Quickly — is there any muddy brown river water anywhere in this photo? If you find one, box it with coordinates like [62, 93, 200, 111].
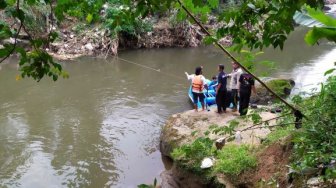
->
[0, 27, 335, 187]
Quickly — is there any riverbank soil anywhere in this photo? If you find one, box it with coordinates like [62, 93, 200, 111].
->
[49, 17, 207, 60]
[236, 138, 293, 187]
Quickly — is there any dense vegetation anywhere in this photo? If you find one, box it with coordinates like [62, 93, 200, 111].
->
[1, 0, 335, 81]
[171, 137, 257, 183]
[291, 74, 336, 180]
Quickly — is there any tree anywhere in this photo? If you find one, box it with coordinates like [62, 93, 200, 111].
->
[0, 0, 335, 81]
[0, 0, 103, 81]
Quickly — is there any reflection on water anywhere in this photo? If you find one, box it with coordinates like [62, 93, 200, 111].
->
[0, 28, 335, 187]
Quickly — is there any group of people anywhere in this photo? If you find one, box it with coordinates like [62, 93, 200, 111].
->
[185, 62, 256, 116]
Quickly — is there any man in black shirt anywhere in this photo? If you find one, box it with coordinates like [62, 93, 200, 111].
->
[238, 73, 256, 116]
[216, 64, 227, 113]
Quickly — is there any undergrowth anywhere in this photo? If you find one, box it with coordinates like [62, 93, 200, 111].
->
[290, 75, 336, 180]
[262, 125, 294, 145]
[171, 137, 257, 183]
[214, 144, 257, 176]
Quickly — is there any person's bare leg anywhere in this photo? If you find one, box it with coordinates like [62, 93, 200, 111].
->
[201, 103, 205, 111]
[194, 104, 198, 112]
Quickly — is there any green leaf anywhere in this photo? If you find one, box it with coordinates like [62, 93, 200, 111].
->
[137, 184, 150, 188]
[0, 0, 7, 9]
[305, 27, 336, 45]
[0, 25, 12, 39]
[176, 10, 187, 21]
[15, 47, 26, 57]
[11, 8, 25, 21]
[324, 68, 335, 76]
[5, 0, 15, 5]
[86, 13, 93, 23]
[0, 47, 9, 58]
[26, 0, 36, 5]
[247, 3, 256, 10]
[208, 0, 218, 9]
[49, 32, 58, 42]
[306, 6, 336, 27]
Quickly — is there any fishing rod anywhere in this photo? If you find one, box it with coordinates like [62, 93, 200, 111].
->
[177, 0, 304, 123]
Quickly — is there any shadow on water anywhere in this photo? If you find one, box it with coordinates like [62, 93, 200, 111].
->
[0, 28, 335, 187]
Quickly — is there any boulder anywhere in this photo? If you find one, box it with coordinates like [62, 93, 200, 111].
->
[85, 43, 94, 51]
[160, 165, 205, 188]
[160, 108, 277, 158]
[251, 78, 295, 105]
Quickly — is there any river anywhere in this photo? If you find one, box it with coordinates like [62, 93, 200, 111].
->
[0, 28, 335, 188]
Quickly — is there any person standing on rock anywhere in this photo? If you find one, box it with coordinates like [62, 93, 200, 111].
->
[238, 73, 256, 116]
[216, 64, 228, 114]
[228, 62, 243, 112]
[185, 66, 207, 111]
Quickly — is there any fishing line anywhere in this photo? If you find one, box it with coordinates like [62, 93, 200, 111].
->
[117, 57, 186, 81]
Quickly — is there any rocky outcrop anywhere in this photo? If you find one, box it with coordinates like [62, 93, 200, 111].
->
[159, 108, 280, 187]
[251, 78, 295, 105]
[160, 164, 206, 188]
[160, 107, 277, 158]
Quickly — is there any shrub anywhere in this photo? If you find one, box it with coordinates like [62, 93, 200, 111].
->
[214, 144, 257, 176]
[291, 75, 336, 179]
[263, 125, 294, 145]
[171, 137, 214, 175]
[103, 3, 153, 37]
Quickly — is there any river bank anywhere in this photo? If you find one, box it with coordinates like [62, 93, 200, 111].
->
[160, 71, 336, 188]
[158, 75, 336, 187]
[48, 16, 233, 60]
[158, 78, 297, 187]
[47, 1, 336, 60]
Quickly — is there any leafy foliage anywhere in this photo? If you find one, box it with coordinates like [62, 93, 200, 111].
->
[0, 0, 83, 81]
[227, 49, 276, 73]
[171, 135, 257, 182]
[262, 125, 294, 145]
[294, 5, 336, 45]
[214, 144, 257, 176]
[291, 75, 336, 180]
[137, 178, 157, 188]
[103, 1, 153, 37]
[214, 0, 324, 50]
[66, 0, 105, 22]
[0, 0, 335, 84]
[171, 137, 214, 175]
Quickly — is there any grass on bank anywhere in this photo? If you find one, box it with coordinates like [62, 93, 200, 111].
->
[171, 137, 257, 179]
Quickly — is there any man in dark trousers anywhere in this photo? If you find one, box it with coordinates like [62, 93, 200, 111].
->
[238, 73, 256, 116]
[216, 64, 227, 113]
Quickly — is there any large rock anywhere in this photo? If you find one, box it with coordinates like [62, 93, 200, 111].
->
[160, 108, 277, 158]
[251, 78, 295, 105]
[160, 164, 206, 188]
[159, 108, 279, 187]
